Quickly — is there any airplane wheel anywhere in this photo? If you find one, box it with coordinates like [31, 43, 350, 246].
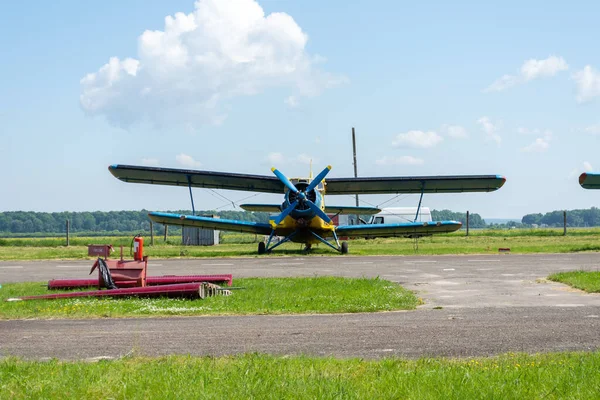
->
[258, 242, 266, 254]
[341, 241, 348, 254]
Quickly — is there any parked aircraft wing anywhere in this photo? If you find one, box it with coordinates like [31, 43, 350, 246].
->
[148, 212, 273, 235]
[579, 172, 600, 189]
[325, 175, 506, 195]
[109, 165, 284, 194]
[336, 220, 462, 237]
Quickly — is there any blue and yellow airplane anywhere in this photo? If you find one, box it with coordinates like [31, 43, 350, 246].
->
[109, 164, 506, 254]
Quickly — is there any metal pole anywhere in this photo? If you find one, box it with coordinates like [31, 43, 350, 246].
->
[150, 221, 154, 246]
[563, 210, 567, 236]
[466, 211, 470, 236]
[352, 127, 359, 224]
[164, 225, 168, 242]
[66, 219, 70, 247]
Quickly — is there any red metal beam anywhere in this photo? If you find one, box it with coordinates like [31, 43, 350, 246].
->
[48, 274, 233, 290]
[16, 283, 209, 301]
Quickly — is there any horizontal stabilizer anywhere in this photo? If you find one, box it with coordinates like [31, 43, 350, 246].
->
[324, 205, 381, 215]
[148, 212, 272, 235]
[579, 172, 600, 189]
[109, 165, 283, 194]
[336, 220, 462, 238]
[325, 175, 506, 195]
[240, 204, 282, 213]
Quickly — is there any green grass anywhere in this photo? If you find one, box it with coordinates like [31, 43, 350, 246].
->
[2, 352, 600, 399]
[548, 270, 600, 293]
[0, 277, 418, 319]
[3, 228, 600, 260]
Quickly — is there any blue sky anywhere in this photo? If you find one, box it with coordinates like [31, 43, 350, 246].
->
[2, 0, 600, 219]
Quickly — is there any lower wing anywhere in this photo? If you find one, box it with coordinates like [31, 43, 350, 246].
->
[336, 221, 462, 238]
[148, 212, 273, 235]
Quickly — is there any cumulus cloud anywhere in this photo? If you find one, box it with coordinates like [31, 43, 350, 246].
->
[141, 158, 160, 166]
[573, 65, 600, 103]
[176, 153, 202, 167]
[582, 123, 600, 135]
[267, 152, 285, 165]
[392, 130, 443, 148]
[375, 156, 424, 166]
[521, 138, 550, 153]
[284, 96, 299, 108]
[441, 124, 468, 139]
[484, 56, 568, 92]
[477, 117, 501, 145]
[80, 0, 344, 128]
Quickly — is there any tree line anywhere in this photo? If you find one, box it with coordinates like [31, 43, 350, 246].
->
[0, 210, 270, 235]
[521, 207, 600, 227]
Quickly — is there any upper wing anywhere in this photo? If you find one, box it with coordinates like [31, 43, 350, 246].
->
[240, 204, 381, 215]
[579, 172, 600, 189]
[109, 165, 283, 194]
[325, 175, 506, 195]
[148, 212, 273, 235]
[336, 221, 462, 237]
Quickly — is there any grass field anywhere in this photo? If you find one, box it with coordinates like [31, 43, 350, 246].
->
[2, 352, 599, 399]
[0, 277, 418, 319]
[2, 228, 600, 260]
[548, 271, 600, 293]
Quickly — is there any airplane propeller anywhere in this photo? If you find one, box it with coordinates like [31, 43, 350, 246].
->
[271, 166, 332, 224]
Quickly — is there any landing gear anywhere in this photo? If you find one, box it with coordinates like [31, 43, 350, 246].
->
[258, 241, 266, 254]
[340, 241, 348, 254]
[303, 244, 312, 252]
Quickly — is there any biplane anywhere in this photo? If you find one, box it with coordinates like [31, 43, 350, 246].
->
[109, 164, 506, 254]
[579, 172, 600, 189]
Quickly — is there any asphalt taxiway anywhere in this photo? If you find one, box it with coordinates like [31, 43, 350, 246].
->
[1, 253, 599, 360]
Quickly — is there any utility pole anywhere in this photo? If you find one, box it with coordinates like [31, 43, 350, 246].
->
[352, 127, 359, 224]
[466, 211, 470, 236]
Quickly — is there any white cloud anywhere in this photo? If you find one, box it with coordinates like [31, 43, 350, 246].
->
[441, 124, 468, 139]
[484, 56, 568, 92]
[518, 127, 553, 140]
[267, 152, 285, 165]
[176, 153, 202, 168]
[80, 0, 344, 128]
[296, 153, 316, 165]
[584, 161, 593, 172]
[392, 130, 443, 148]
[521, 138, 550, 153]
[583, 124, 600, 135]
[477, 116, 501, 145]
[141, 158, 160, 166]
[375, 156, 424, 166]
[284, 96, 299, 108]
[573, 65, 600, 103]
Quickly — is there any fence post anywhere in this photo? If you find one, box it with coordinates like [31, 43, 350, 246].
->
[150, 221, 154, 246]
[466, 211, 470, 236]
[66, 219, 70, 247]
[563, 210, 567, 236]
[164, 225, 168, 241]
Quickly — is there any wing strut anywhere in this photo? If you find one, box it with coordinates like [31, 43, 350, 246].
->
[414, 181, 425, 222]
[187, 175, 196, 216]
